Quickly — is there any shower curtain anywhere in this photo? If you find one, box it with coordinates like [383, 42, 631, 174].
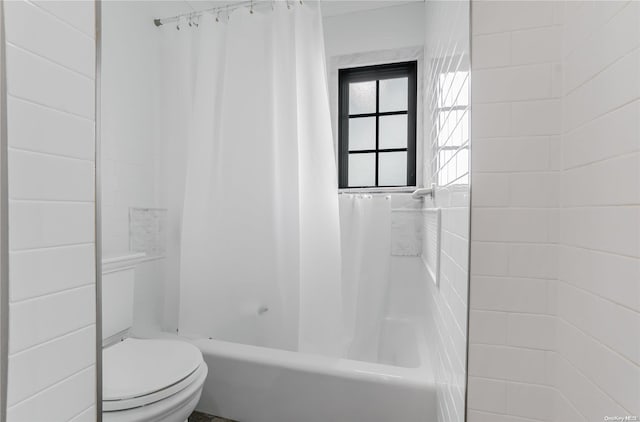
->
[177, 3, 344, 356]
[339, 195, 391, 362]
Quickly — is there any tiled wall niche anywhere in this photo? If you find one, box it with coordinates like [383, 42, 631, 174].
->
[4, 1, 97, 420]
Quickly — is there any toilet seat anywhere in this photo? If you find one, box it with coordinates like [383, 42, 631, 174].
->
[103, 338, 205, 412]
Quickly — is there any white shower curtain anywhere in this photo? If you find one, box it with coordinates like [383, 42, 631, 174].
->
[178, 3, 344, 357]
[339, 195, 391, 362]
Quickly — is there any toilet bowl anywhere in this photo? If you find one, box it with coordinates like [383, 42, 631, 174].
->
[102, 338, 208, 422]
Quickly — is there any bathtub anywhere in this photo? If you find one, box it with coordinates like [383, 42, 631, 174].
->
[188, 317, 436, 422]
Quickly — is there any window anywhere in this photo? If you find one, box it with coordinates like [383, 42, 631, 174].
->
[338, 61, 417, 189]
[433, 69, 469, 186]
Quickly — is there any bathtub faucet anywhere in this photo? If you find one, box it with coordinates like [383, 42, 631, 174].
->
[257, 306, 269, 315]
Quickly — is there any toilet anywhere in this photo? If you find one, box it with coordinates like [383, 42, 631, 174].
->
[102, 254, 208, 422]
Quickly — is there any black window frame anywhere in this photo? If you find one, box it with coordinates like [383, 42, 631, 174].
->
[338, 61, 418, 189]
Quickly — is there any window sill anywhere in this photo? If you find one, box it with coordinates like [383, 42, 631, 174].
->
[338, 186, 418, 195]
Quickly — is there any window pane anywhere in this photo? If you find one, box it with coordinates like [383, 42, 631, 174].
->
[457, 75, 469, 106]
[348, 153, 376, 187]
[379, 114, 407, 149]
[438, 149, 455, 185]
[349, 81, 376, 114]
[456, 147, 469, 181]
[378, 151, 407, 186]
[438, 71, 469, 108]
[348, 117, 376, 151]
[379, 77, 408, 112]
[437, 72, 453, 108]
[437, 109, 467, 148]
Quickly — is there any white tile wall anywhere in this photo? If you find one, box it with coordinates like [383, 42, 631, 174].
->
[5, 46, 93, 119]
[7, 97, 95, 160]
[556, 2, 640, 420]
[101, 2, 164, 259]
[469, 1, 561, 420]
[4, 1, 97, 420]
[469, 1, 640, 421]
[9, 244, 95, 302]
[100, 1, 188, 334]
[7, 326, 95, 405]
[3, 1, 94, 78]
[9, 202, 94, 250]
[8, 150, 94, 201]
[424, 2, 470, 422]
[30, 1, 95, 39]
[7, 367, 95, 422]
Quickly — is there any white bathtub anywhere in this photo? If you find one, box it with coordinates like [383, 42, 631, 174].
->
[189, 317, 436, 422]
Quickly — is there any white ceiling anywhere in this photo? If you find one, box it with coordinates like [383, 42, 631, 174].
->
[319, 1, 422, 17]
[180, 0, 423, 17]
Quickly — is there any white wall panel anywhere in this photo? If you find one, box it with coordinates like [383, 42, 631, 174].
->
[424, 2, 470, 421]
[469, 1, 640, 420]
[4, 0, 97, 420]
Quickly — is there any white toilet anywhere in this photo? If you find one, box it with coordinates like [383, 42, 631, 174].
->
[102, 254, 208, 422]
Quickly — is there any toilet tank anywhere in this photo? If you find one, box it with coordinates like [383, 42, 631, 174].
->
[102, 253, 146, 341]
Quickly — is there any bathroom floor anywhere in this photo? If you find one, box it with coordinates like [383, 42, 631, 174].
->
[189, 411, 237, 422]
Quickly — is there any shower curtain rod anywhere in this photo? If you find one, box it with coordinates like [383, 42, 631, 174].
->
[153, 0, 304, 27]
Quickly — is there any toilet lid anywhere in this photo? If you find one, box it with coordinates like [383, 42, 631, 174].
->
[103, 338, 204, 402]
